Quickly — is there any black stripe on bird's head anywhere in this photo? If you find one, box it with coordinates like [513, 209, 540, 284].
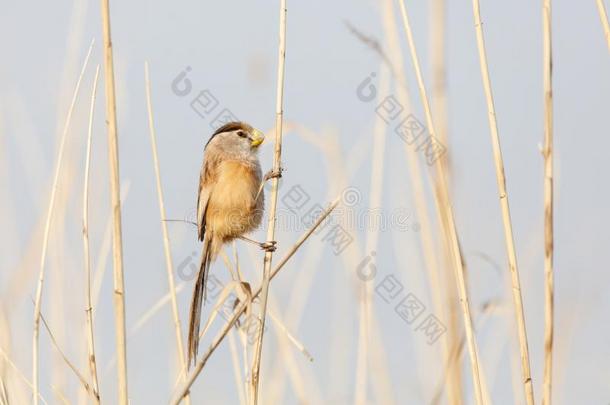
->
[205, 121, 253, 148]
[205, 121, 264, 150]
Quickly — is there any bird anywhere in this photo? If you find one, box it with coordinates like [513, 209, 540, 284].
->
[187, 121, 278, 366]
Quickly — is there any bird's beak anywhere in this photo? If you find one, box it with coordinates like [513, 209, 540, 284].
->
[250, 129, 265, 147]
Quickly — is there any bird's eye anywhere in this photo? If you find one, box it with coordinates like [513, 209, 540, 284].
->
[237, 131, 247, 138]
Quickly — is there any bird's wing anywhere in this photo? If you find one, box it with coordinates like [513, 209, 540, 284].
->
[197, 156, 216, 241]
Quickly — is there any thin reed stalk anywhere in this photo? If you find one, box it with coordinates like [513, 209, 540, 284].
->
[228, 331, 247, 405]
[396, 2, 484, 403]
[128, 283, 186, 338]
[429, 1, 462, 399]
[39, 313, 93, 399]
[171, 197, 339, 405]
[379, 2, 460, 401]
[32, 39, 94, 405]
[0, 378, 8, 405]
[100, 0, 128, 402]
[1, 346, 50, 405]
[250, 1, 287, 403]
[542, 0, 554, 403]
[596, 0, 610, 52]
[290, 125, 395, 404]
[83, 64, 101, 405]
[51, 387, 70, 405]
[471, 1, 534, 403]
[261, 126, 359, 404]
[430, 0, 451, 178]
[354, 63, 390, 405]
[92, 181, 132, 310]
[144, 62, 191, 405]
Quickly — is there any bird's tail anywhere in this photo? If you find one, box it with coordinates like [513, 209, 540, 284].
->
[187, 234, 214, 367]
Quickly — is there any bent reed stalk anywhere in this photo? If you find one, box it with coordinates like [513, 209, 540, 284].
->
[396, 1, 485, 403]
[32, 39, 94, 405]
[144, 62, 192, 405]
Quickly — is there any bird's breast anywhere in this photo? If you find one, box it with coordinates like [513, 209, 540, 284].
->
[207, 160, 263, 239]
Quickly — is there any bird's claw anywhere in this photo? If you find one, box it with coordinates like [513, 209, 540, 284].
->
[264, 168, 283, 182]
[260, 240, 277, 252]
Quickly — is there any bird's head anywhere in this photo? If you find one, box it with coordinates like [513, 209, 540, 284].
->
[205, 121, 265, 158]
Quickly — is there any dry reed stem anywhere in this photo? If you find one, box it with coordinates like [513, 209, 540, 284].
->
[354, 63, 390, 405]
[366, 308, 397, 405]
[292, 124, 395, 403]
[48, 169, 70, 397]
[39, 313, 93, 399]
[250, 0, 287, 403]
[129, 283, 187, 337]
[430, 0, 451, 178]
[144, 62, 191, 405]
[100, 0, 128, 402]
[471, 1, 534, 403]
[220, 249, 313, 361]
[83, 64, 101, 405]
[223, 249, 246, 403]
[596, 0, 610, 52]
[396, 2, 484, 403]
[220, 251, 241, 281]
[270, 320, 313, 403]
[232, 219, 317, 403]
[101, 282, 188, 377]
[264, 124, 367, 404]
[32, 39, 94, 405]
[228, 331, 247, 405]
[542, 0, 554, 403]
[50, 385, 69, 405]
[171, 197, 339, 405]
[221, 247, 314, 363]
[326, 130, 395, 404]
[326, 130, 396, 402]
[220, 248, 250, 400]
[0, 378, 8, 405]
[229, 249, 251, 403]
[380, 2, 459, 401]
[263, 292, 319, 404]
[0, 346, 49, 405]
[428, 1, 462, 400]
[309, 128, 395, 404]
[267, 310, 313, 362]
[92, 181, 132, 310]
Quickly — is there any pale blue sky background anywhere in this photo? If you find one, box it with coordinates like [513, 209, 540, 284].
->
[1, 1, 609, 404]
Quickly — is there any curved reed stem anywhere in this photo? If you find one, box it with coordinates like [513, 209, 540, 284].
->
[471, 1, 534, 404]
[32, 39, 94, 405]
[83, 64, 101, 404]
[596, 0, 610, 52]
[144, 62, 191, 405]
[396, 1, 484, 403]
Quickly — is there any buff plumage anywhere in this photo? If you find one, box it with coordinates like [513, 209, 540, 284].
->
[188, 121, 265, 365]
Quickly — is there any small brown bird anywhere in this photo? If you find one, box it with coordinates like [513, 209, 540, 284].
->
[187, 121, 276, 365]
